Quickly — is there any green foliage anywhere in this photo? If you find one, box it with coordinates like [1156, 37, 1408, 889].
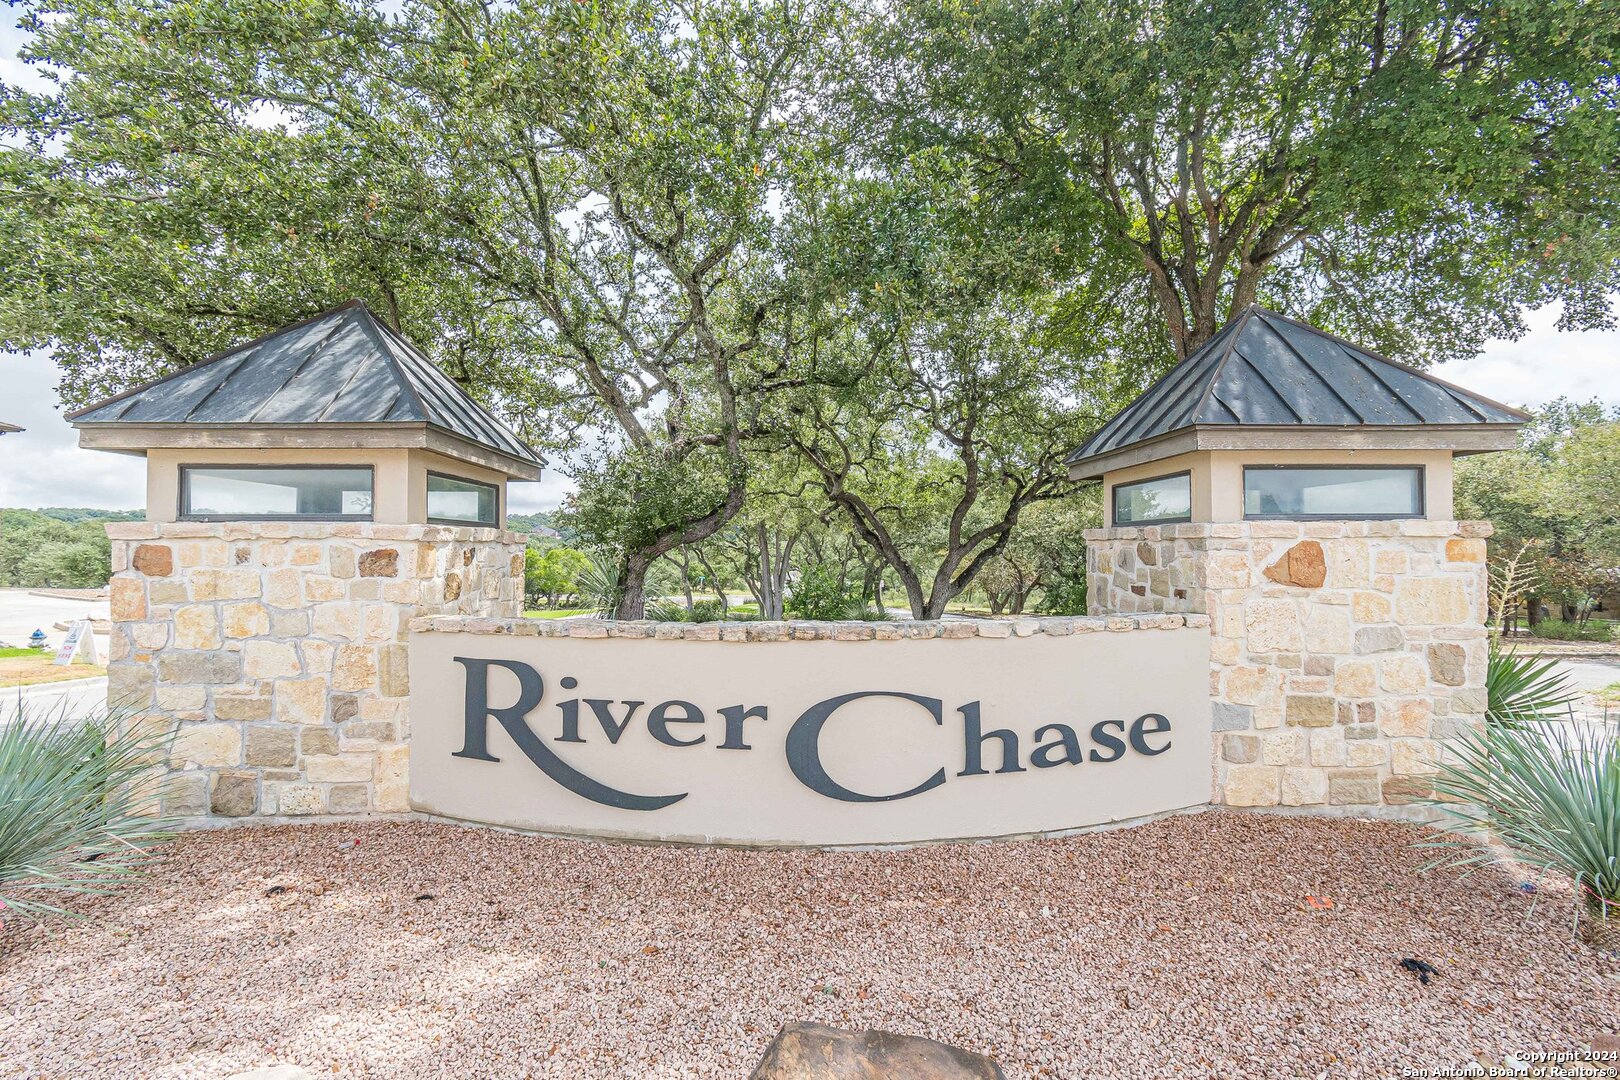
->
[524, 545, 593, 608]
[1486, 646, 1581, 727]
[1458, 405, 1620, 623]
[1037, 571, 1089, 617]
[573, 554, 623, 619]
[0, 508, 131, 588]
[0, 704, 174, 921]
[1422, 723, 1620, 913]
[785, 565, 862, 621]
[1526, 619, 1617, 643]
[857, 0, 1620, 368]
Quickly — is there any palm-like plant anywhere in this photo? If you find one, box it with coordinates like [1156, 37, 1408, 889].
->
[1422, 722, 1620, 948]
[0, 704, 174, 921]
[1486, 645, 1580, 727]
[574, 554, 622, 618]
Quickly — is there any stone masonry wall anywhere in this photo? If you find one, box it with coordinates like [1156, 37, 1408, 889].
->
[106, 522, 523, 823]
[1085, 519, 1491, 815]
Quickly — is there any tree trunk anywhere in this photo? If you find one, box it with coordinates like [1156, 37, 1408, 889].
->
[614, 553, 652, 620]
[676, 549, 694, 611]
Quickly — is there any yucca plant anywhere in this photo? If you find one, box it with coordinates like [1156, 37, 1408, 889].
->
[574, 554, 622, 618]
[1486, 644, 1580, 727]
[1421, 722, 1620, 948]
[0, 703, 174, 922]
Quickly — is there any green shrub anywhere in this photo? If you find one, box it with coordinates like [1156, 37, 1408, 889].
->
[785, 566, 860, 621]
[0, 705, 173, 920]
[1037, 570, 1089, 616]
[1527, 619, 1616, 642]
[1486, 645, 1580, 727]
[1422, 722, 1620, 933]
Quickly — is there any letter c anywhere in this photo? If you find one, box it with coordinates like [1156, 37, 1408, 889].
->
[786, 691, 947, 803]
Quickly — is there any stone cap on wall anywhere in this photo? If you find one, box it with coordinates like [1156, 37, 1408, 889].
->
[105, 521, 525, 544]
[410, 612, 1208, 640]
[1083, 519, 1493, 542]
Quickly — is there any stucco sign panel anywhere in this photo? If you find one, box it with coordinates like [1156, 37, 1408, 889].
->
[408, 626, 1212, 846]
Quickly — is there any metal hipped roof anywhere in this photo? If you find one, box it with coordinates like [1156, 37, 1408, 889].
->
[68, 301, 541, 468]
[1067, 305, 1529, 468]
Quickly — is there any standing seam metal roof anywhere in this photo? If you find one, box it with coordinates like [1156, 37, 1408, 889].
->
[1067, 306, 1528, 465]
[67, 301, 541, 466]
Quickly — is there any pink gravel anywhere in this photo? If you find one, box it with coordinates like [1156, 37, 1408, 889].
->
[1, 813, 1616, 1079]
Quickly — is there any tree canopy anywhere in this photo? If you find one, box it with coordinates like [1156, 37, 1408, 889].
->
[3, 0, 1617, 615]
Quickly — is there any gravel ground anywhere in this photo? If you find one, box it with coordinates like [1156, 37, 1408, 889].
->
[1, 813, 1616, 1079]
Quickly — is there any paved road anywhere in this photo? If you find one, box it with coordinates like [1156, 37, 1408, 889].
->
[0, 587, 110, 649]
[2, 676, 108, 725]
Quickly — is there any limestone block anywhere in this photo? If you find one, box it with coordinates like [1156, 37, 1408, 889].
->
[174, 605, 222, 650]
[1327, 769, 1381, 805]
[1379, 698, 1432, 737]
[245, 726, 298, 767]
[222, 602, 270, 639]
[1427, 642, 1466, 687]
[156, 652, 241, 685]
[1284, 695, 1335, 728]
[211, 772, 258, 817]
[132, 544, 173, 576]
[244, 640, 302, 680]
[172, 724, 242, 768]
[276, 784, 325, 816]
[1308, 730, 1347, 768]
[1263, 541, 1326, 588]
[108, 663, 158, 706]
[1351, 591, 1392, 623]
[109, 577, 147, 621]
[301, 640, 336, 675]
[1332, 660, 1376, 698]
[313, 602, 362, 641]
[270, 609, 310, 637]
[1303, 605, 1353, 654]
[1212, 702, 1253, 731]
[1245, 598, 1301, 652]
[377, 644, 410, 697]
[165, 773, 208, 816]
[1222, 734, 1259, 763]
[266, 568, 303, 608]
[304, 575, 346, 602]
[1444, 538, 1485, 563]
[1374, 549, 1408, 575]
[1280, 768, 1328, 806]
[156, 686, 207, 713]
[214, 694, 273, 722]
[301, 727, 340, 756]
[328, 784, 371, 814]
[304, 754, 374, 783]
[1395, 577, 1472, 627]
[329, 545, 357, 579]
[332, 645, 379, 692]
[1390, 739, 1439, 776]
[149, 580, 189, 604]
[1346, 741, 1387, 768]
[1354, 625, 1403, 654]
[1379, 653, 1429, 694]
[1261, 729, 1307, 766]
[192, 569, 261, 601]
[1223, 765, 1281, 806]
[1204, 552, 1252, 590]
[374, 781, 410, 812]
[359, 548, 399, 577]
[275, 677, 329, 725]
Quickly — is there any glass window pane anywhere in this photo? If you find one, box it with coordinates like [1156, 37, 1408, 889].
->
[182, 467, 372, 519]
[427, 473, 498, 526]
[1244, 467, 1421, 518]
[1112, 473, 1191, 525]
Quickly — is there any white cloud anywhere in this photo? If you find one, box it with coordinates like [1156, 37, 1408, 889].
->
[1430, 304, 1620, 411]
[0, 351, 146, 511]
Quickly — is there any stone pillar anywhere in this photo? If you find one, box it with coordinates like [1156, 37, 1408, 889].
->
[106, 522, 524, 822]
[1084, 519, 1491, 815]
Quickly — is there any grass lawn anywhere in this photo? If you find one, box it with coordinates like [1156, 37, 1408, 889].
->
[525, 608, 594, 619]
[0, 647, 106, 686]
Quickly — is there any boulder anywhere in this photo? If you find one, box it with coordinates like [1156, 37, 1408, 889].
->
[749, 1021, 1006, 1080]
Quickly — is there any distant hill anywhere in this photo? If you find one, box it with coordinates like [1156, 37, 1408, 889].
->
[28, 507, 145, 523]
[508, 510, 575, 543]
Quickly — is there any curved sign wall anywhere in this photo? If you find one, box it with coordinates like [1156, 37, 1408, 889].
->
[408, 626, 1212, 847]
